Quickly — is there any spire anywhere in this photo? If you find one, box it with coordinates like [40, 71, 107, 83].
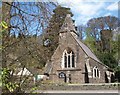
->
[59, 14, 77, 34]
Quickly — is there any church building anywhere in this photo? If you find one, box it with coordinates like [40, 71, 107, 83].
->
[44, 14, 114, 84]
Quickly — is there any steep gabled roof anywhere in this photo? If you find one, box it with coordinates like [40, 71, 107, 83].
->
[70, 32, 101, 63]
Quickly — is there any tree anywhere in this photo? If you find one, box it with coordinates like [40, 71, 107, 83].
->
[2, 2, 57, 67]
[77, 25, 86, 40]
[1, 1, 57, 93]
[84, 27, 96, 53]
[83, 16, 120, 70]
[43, 5, 73, 60]
[87, 16, 119, 41]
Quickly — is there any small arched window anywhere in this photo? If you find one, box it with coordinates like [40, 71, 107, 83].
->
[59, 72, 66, 78]
[93, 66, 100, 78]
[62, 48, 75, 68]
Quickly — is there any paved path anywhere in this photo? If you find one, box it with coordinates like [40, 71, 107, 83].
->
[34, 90, 119, 93]
[68, 83, 119, 86]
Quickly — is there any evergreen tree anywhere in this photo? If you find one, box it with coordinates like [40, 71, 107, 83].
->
[43, 6, 73, 59]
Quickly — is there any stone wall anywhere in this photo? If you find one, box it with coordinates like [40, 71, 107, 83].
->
[50, 32, 86, 84]
[34, 83, 119, 91]
[49, 31, 109, 84]
[89, 58, 107, 83]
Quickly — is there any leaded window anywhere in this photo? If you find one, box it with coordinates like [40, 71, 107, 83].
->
[62, 48, 75, 68]
[93, 66, 100, 78]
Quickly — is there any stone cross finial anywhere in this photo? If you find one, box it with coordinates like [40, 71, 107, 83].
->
[66, 14, 71, 17]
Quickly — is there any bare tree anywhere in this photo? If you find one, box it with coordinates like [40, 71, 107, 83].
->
[2, 1, 57, 93]
[77, 25, 86, 40]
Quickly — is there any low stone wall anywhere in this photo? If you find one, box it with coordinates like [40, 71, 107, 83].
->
[36, 83, 119, 90]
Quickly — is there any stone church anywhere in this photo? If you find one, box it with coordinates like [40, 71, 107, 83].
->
[44, 14, 114, 84]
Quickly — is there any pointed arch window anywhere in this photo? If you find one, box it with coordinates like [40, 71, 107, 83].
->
[64, 53, 67, 68]
[93, 66, 100, 78]
[72, 52, 75, 67]
[62, 48, 75, 68]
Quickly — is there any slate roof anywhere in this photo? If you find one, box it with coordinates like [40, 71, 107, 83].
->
[71, 33, 101, 63]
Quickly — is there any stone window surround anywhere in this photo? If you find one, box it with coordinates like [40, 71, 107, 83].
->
[93, 66, 100, 78]
[62, 49, 75, 69]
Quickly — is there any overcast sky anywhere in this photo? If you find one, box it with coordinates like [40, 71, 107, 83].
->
[57, 0, 120, 25]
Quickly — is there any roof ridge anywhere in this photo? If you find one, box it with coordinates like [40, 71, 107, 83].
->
[70, 32, 109, 68]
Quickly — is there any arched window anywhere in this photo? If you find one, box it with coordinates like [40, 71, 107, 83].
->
[64, 53, 67, 68]
[59, 72, 66, 78]
[72, 52, 75, 67]
[62, 48, 75, 68]
[93, 66, 100, 78]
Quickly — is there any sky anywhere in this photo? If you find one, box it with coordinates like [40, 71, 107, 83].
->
[4, 0, 119, 36]
[57, 0, 120, 25]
